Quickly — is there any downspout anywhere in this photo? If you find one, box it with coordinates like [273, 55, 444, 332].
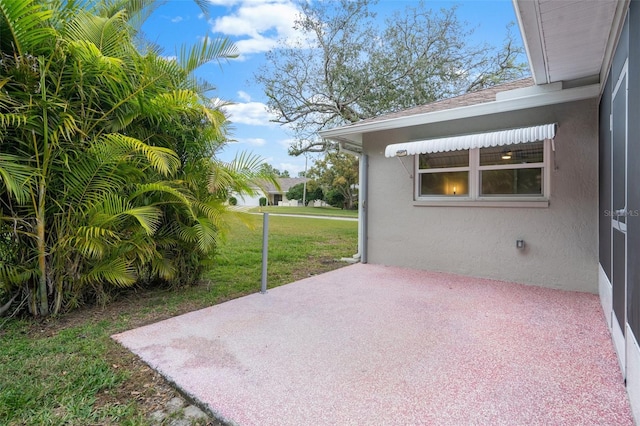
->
[336, 140, 367, 263]
[359, 153, 368, 263]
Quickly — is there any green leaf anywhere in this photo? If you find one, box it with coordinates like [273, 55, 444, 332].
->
[0, 154, 33, 204]
[0, 0, 56, 56]
[100, 133, 180, 176]
[82, 258, 136, 287]
[179, 36, 238, 75]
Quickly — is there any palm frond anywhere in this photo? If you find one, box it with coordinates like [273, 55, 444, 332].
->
[67, 225, 118, 259]
[89, 193, 161, 235]
[177, 224, 198, 244]
[97, 0, 159, 30]
[100, 133, 180, 176]
[81, 257, 136, 287]
[0, 0, 56, 56]
[209, 151, 280, 197]
[129, 181, 194, 209]
[59, 149, 129, 210]
[0, 262, 36, 289]
[191, 199, 224, 224]
[150, 256, 176, 281]
[67, 39, 125, 72]
[144, 89, 201, 123]
[0, 154, 34, 203]
[192, 217, 218, 253]
[179, 36, 239, 75]
[0, 113, 28, 127]
[64, 9, 134, 58]
[122, 206, 162, 235]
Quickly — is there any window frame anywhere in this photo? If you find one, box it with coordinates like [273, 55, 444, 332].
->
[413, 139, 551, 206]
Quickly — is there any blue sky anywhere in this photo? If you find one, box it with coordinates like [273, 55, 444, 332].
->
[141, 0, 523, 176]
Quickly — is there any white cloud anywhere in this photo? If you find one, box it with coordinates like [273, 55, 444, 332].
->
[279, 162, 305, 176]
[171, 16, 184, 23]
[235, 36, 278, 56]
[212, 3, 295, 37]
[222, 101, 277, 126]
[207, 0, 242, 5]
[277, 138, 296, 150]
[237, 90, 252, 102]
[208, 0, 304, 56]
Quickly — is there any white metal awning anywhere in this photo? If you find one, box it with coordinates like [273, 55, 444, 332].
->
[384, 123, 556, 158]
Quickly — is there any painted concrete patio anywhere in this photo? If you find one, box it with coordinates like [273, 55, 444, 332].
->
[113, 264, 634, 425]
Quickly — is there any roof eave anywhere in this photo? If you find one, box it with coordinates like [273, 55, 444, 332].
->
[599, 0, 631, 92]
[513, 0, 629, 88]
[320, 83, 600, 144]
[512, 0, 547, 85]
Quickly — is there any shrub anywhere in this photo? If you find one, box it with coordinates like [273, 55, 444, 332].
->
[229, 196, 238, 206]
[325, 189, 345, 208]
[259, 197, 267, 206]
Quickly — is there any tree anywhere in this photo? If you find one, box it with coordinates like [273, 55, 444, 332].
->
[260, 163, 290, 177]
[286, 183, 306, 202]
[307, 152, 358, 209]
[256, 0, 528, 154]
[0, 0, 276, 316]
[287, 181, 323, 205]
[324, 189, 345, 209]
[308, 185, 324, 203]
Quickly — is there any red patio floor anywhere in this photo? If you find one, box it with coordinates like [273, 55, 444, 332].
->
[112, 264, 634, 425]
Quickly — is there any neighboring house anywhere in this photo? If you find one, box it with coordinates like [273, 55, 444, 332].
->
[234, 177, 309, 206]
[320, 0, 640, 420]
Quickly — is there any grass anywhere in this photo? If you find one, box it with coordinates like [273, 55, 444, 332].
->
[247, 205, 358, 218]
[0, 213, 357, 425]
[0, 319, 143, 425]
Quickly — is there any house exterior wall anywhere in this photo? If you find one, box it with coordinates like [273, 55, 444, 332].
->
[362, 99, 599, 293]
[236, 193, 262, 207]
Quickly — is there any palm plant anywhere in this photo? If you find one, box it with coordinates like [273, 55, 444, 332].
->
[0, 0, 273, 316]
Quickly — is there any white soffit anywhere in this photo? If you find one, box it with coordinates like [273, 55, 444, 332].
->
[384, 123, 556, 158]
[513, 0, 621, 84]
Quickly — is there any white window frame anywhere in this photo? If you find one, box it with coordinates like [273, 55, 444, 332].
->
[413, 139, 551, 207]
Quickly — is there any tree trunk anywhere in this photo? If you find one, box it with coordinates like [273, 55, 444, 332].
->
[36, 186, 48, 316]
[36, 58, 50, 317]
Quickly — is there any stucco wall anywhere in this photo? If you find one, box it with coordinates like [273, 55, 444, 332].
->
[236, 193, 262, 207]
[363, 99, 599, 292]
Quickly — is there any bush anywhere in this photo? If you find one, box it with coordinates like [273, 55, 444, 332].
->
[286, 183, 305, 201]
[259, 197, 267, 206]
[325, 189, 345, 208]
[287, 181, 324, 205]
[229, 196, 237, 206]
[310, 186, 324, 202]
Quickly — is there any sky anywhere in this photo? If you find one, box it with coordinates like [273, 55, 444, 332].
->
[141, 0, 524, 176]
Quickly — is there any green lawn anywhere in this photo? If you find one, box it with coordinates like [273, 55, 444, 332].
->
[248, 205, 358, 218]
[0, 213, 357, 425]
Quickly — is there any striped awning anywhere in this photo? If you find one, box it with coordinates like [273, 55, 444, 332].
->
[384, 123, 556, 157]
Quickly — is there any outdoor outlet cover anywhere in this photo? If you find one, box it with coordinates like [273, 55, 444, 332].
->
[516, 239, 525, 249]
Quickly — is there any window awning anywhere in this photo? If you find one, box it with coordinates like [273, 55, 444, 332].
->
[384, 123, 556, 157]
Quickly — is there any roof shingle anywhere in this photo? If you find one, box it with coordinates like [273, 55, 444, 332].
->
[262, 177, 309, 193]
[355, 78, 534, 126]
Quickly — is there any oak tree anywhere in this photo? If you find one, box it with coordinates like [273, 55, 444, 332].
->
[256, 0, 527, 154]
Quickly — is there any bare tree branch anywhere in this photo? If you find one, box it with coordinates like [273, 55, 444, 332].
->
[256, 0, 528, 155]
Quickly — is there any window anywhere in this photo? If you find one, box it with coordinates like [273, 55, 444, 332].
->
[416, 140, 548, 201]
[418, 151, 469, 197]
